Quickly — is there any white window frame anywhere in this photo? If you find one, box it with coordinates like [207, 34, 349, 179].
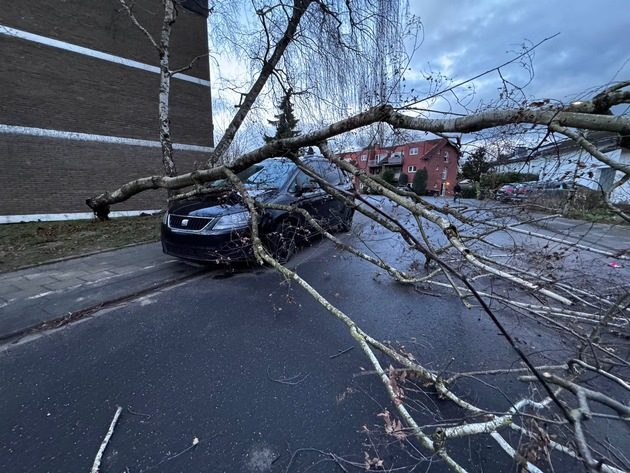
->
[409, 147, 419, 155]
[360, 154, 367, 161]
[442, 168, 448, 180]
[444, 150, 450, 163]
[407, 165, 416, 172]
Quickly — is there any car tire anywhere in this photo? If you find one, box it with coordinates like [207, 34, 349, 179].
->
[267, 220, 298, 264]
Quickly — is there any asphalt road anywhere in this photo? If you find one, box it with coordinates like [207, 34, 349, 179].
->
[1, 199, 627, 472]
[0, 248, 551, 471]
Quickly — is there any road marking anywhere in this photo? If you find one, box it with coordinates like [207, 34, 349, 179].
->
[27, 291, 55, 300]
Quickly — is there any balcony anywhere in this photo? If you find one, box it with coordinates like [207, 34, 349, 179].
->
[384, 155, 403, 165]
[368, 153, 397, 167]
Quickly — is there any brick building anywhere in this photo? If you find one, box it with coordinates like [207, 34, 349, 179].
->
[0, 0, 213, 222]
[342, 139, 460, 195]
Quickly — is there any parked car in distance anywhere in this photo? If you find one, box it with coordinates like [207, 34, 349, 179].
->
[496, 180, 583, 203]
[161, 155, 355, 264]
[396, 184, 414, 192]
[509, 181, 539, 200]
[494, 183, 520, 201]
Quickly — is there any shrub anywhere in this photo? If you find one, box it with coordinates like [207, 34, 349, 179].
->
[525, 187, 604, 212]
[398, 173, 408, 186]
[381, 169, 395, 184]
[461, 187, 477, 199]
[482, 172, 539, 189]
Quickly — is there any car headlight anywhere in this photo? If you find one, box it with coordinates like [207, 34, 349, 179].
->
[162, 212, 169, 225]
[212, 211, 251, 231]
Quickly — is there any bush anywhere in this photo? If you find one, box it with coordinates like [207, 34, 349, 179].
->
[461, 187, 477, 199]
[482, 172, 539, 189]
[526, 188, 604, 211]
[398, 173, 408, 186]
[381, 169, 395, 185]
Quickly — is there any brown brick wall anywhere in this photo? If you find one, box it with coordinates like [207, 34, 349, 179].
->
[1, 0, 209, 79]
[0, 0, 213, 217]
[1, 135, 208, 214]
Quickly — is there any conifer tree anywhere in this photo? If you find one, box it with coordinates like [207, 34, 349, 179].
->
[264, 88, 301, 158]
[412, 168, 428, 195]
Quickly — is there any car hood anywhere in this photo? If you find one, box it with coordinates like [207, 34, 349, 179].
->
[167, 189, 276, 218]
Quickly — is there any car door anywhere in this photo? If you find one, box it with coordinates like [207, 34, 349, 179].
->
[292, 162, 329, 232]
[306, 158, 352, 229]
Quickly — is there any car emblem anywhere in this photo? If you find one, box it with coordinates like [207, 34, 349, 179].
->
[181, 219, 189, 227]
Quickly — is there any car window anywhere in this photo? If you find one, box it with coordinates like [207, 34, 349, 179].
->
[241, 160, 297, 189]
[208, 159, 297, 190]
[289, 158, 347, 193]
[292, 170, 314, 191]
[308, 159, 344, 185]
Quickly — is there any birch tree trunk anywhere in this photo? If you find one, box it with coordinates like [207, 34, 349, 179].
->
[158, 0, 178, 178]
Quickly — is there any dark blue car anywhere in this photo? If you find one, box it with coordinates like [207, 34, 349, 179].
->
[161, 156, 355, 264]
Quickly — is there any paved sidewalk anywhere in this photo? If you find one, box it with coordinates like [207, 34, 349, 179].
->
[460, 198, 630, 255]
[521, 213, 630, 255]
[0, 243, 207, 342]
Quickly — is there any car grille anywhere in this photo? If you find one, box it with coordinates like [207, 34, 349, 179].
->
[162, 241, 251, 262]
[168, 214, 214, 231]
[163, 242, 214, 259]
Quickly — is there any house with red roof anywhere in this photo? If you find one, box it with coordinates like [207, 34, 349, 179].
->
[341, 139, 460, 195]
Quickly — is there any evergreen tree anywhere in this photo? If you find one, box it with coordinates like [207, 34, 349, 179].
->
[264, 88, 301, 158]
[412, 168, 428, 195]
[461, 147, 492, 182]
[380, 168, 395, 184]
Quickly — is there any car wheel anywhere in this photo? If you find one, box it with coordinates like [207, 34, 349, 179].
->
[267, 220, 298, 264]
[338, 207, 354, 232]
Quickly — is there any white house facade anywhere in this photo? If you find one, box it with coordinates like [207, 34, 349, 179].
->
[492, 135, 630, 204]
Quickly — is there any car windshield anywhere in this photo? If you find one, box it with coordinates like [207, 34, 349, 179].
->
[209, 159, 297, 190]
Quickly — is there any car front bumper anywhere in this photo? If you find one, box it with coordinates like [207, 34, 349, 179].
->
[161, 224, 254, 263]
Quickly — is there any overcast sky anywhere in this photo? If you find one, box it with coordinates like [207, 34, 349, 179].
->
[406, 1, 629, 109]
[210, 1, 630, 144]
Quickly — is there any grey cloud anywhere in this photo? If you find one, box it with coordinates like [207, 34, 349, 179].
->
[406, 0, 630, 108]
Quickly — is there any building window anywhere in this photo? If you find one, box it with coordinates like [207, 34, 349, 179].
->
[360, 154, 367, 162]
[444, 151, 450, 163]
[442, 168, 448, 180]
[409, 147, 418, 155]
[408, 165, 416, 172]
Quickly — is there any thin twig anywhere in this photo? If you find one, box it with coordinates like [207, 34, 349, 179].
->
[330, 346, 354, 359]
[138, 434, 223, 473]
[267, 366, 310, 385]
[127, 406, 152, 419]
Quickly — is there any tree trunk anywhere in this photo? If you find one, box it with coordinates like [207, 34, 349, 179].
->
[159, 0, 178, 178]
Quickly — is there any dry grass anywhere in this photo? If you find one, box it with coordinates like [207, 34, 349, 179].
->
[0, 213, 163, 274]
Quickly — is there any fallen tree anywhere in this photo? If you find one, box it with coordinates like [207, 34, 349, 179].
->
[86, 1, 630, 471]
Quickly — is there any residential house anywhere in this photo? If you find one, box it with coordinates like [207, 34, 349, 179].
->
[491, 133, 630, 203]
[341, 139, 460, 195]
